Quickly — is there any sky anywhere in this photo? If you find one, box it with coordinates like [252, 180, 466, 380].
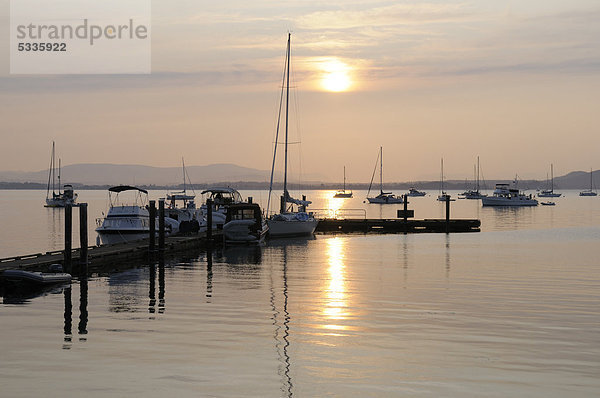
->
[1, 0, 599, 182]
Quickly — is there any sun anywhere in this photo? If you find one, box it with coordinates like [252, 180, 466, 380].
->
[319, 59, 353, 92]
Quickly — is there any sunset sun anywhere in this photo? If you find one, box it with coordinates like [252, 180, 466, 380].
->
[319, 59, 353, 92]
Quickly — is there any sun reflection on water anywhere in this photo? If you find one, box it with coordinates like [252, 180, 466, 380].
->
[322, 237, 349, 332]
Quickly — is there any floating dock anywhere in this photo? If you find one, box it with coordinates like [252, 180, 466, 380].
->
[315, 218, 480, 233]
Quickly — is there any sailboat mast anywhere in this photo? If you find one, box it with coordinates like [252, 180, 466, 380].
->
[51, 142, 56, 195]
[550, 164, 554, 192]
[379, 146, 383, 193]
[46, 142, 54, 200]
[283, 33, 291, 206]
[182, 157, 186, 194]
[476, 156, 480, 192]
[343, 166, 346, 191]
[58, 158, 61, 194]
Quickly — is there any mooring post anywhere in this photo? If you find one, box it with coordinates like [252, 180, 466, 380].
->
[64, 204, 72, 274]
[78, 203, 88, 276]
[248, 196, 253, 204]
[445, 194, 451, 233]
[158, 199, 165, 251]
[206, 199, 213, 242]
[280, 195, 286, 214]
[149, 200, 156, 252]
[403, 194, 408, 233]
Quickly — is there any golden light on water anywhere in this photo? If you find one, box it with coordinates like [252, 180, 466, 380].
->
[322, 237, 348, 328]
[318, 58, 353, 92]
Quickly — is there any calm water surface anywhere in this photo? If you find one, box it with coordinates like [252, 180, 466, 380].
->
[1, 190, 599, 397]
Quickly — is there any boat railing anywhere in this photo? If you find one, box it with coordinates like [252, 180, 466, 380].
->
[310, 208, 367, 220]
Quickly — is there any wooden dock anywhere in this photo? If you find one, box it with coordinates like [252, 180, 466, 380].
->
[0, 233, 219, 274]
[315, 218, 481, 233]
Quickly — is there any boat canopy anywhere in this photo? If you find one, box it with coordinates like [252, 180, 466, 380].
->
[108, 185, 148, 194]
[200, 188, 239, 195]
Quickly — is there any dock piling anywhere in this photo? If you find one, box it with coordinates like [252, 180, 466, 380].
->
[78, 203, 88, 275]
[149, 200, 156, 252]
[206, 199, 213, 243]
[403, 194, 408, 233]
[64, 204, 72, 274]
[158, 199, 165, 251]
[445, 194, 451, 233]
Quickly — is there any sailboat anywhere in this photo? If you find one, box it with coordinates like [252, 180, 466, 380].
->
[437, 158, 448, 201]
[579, 168, 597, 196]
[333, 166, 353, 198]
[459, 156, 487, 199]
[44, 141, 77, 207]
[538, 164, 561, 197]
[366, 147, 403, 204]
[165, 158, 201, 232]
[266, 33, 318, 237]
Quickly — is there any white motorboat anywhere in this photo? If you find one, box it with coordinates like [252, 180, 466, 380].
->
[538, 164, 561, 198]
[579, 168, 597, 196]
[266, 33, 318, 237]
[540, 201, 556, 206]
[366, 147, 403, 204]
[44, 141, 77, 207]
[406, 187, 426, 197]
[333, 166, 353, 198]
[96, 185, 178, 245]
[223, 203, 268, 243]
[481, 183, 538, 206]
[199, 187, 244, 231]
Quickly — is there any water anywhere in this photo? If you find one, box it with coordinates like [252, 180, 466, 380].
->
[1, 190, 599, 397]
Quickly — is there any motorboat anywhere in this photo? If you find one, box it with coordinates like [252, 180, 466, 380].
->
[44, 141, 77, 207]
[96, 185, 178, 245]
[366, 147, 404, 204]
[223, 202, 268, 243]
[579, 168, 597, 196]
[538, 164, 561, 197]
[540, 201, 556, 206]
[2, 269, 71, 288]
[266, 34, 318, 237]
[199, 187, 244, 231]
[481, 183, 538, 206]
[406, 187, 426, 197]
[333, 166, 353, 198]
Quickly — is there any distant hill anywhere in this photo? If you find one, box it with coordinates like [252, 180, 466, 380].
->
[0, 163, 278, 186]
[0, 164, 598, 190]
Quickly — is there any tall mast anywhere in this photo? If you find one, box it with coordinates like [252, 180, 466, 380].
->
[343, 166, 346, 191]
[58, 158, 61, 194]
[550, 164, 554, 192]
[379, 146, 383, 193]
[46, 142, 54, 200]
[283, 32, 291, 205]
[51, 142, 56, 195]
[182, 157, 186, 194]
[476, 156, 480, 192]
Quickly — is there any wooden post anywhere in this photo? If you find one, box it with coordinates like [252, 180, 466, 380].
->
[78, 203, 88, 276]
[149, 200, 156, 252]
[403, 194, 408, 233]
[248, 197, 253, 204]
[206, 199, 213, 242]
[280, 195, 286, 214]
[445, 194, 451, 233]
[158, 199, 165, 251]
[64, 204, 72, 274]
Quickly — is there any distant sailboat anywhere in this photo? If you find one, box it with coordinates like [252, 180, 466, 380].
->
[366, 147, 403, 204]
[437, 158, 448, 201]
[44, 141, 77, 207]
[459, 156, 487, 199]
[333, 166, 353, 198]
[538, 164, 561, 197]
[579, 168, 597, 196]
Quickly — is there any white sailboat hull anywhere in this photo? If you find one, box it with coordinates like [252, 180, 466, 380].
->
[267, 218, 318, 237]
